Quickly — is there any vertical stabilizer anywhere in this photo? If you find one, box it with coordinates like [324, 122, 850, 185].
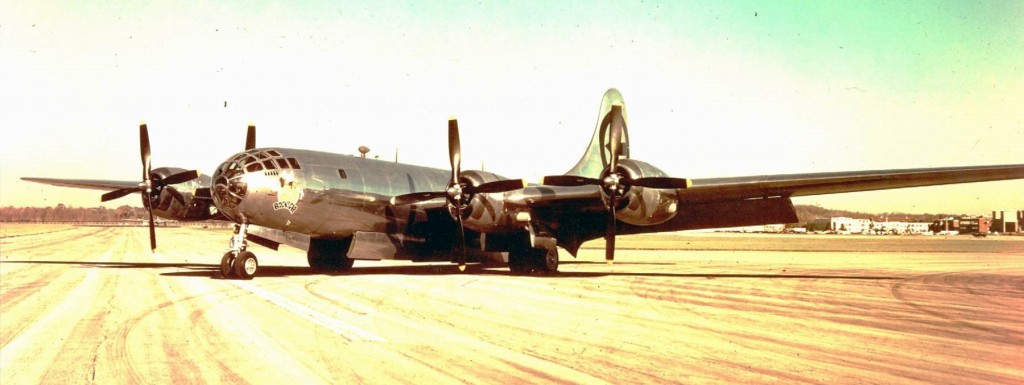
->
[564, 88, 630, 177]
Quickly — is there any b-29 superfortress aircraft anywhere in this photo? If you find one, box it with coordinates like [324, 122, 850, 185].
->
[23, 89, 1024, 279]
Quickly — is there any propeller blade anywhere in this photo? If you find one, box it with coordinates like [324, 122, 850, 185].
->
[604, 103, 623, 266]
[140, 123, 152, 182]
[391, 191, 447, 206]
[147, 205, 156, 251]
[245, 124, 256, 151]
[630, 177, 692, 189]
[140, 127, 153, 217]
[608, 105, 623, 171]
[468, 179, 526, 194]
[101, 187, 138, 202]
[448, 118, 461, 184]
[454, 204, 467, 270]
[165, 186, 186, 205]
[605, 191, 617, 263]
[161, 170, 200, 186]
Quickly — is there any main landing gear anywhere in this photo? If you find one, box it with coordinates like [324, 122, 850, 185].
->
[306, 238, 354, 274]
[221, 223, 259, 280]
[508, 247, 559, 275]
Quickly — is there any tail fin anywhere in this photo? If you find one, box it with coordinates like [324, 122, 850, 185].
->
[564, 88, 630, 177]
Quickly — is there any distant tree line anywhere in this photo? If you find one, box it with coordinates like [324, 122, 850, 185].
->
[0, 205, 155, 222]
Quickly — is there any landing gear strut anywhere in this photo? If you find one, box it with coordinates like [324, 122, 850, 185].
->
[221, 223, 259, 280]
[508, 247, 559, 275]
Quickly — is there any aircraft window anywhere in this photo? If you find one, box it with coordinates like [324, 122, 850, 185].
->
[338, 169, 347, 179]
[257, 152, 269, 159]
[287, 158, 301, 169]
[275, 158, 289, 168]
[246, 162, 263, 172]
[267, 150, 282, 157]
[263, 160, 277, 169]
[245, 155, 259, 164]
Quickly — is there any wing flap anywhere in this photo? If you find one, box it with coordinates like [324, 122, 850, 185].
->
[626, 196, 798, 235]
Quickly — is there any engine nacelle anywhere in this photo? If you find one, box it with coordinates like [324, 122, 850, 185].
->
[455, 171, 523, 233]
[609, 159, 680, 226]
[146, 167, 215, 221]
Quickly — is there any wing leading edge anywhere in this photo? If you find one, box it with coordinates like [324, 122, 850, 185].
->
[21, 177, 140, 192]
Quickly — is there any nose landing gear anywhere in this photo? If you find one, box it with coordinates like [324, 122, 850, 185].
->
[220, 223, 259, 280]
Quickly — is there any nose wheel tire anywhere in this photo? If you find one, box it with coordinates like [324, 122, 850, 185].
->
[220, 252, 236, 278]
[233, 251, 258, 280]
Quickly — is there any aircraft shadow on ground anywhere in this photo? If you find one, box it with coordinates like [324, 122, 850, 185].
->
[561, 261, 678, 266]
[3, 259, 902, 280]
[2, 260, 210, 269]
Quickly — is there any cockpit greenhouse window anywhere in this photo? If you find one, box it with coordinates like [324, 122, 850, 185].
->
[241, 150, 302, 172]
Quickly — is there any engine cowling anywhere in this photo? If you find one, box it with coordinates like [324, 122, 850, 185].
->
[607, 159, 680, 226]
[147, 167, 215, 221]
[453, 170, 521, 233]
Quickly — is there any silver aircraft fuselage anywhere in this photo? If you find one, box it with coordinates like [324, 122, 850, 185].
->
[211, 148, 453, 238]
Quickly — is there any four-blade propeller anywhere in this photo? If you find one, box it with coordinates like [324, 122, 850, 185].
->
[100, 123, 200, 251]
[540, 104, 690, 263]
[390, 117, 525, 270]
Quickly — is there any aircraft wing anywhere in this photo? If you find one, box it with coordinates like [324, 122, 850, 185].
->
[681, 163, 1024, 203]
[524, 163, 1023, 254]
[20, 177, 139, 192]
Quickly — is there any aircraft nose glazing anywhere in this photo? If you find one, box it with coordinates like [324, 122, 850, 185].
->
[211, 159, 248, 220]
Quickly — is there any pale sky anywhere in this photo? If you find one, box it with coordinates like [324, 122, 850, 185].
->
[2, 1, 1022, 215]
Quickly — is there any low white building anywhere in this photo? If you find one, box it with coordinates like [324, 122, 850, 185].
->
[830, 217, 872, 234]
[807, 217, 931, 235]
[714, 224, 787, 233]
[872, 221, 930, 235]
[906, 222, 930, 234]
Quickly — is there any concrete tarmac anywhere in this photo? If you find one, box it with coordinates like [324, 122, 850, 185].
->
[2, 226, 1022, 384]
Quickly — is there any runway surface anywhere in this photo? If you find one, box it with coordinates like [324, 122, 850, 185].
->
[2, 226, 1022, 384]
